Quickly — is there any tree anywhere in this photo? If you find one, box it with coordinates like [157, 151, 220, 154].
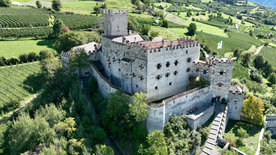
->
[40, 51, 61, 80]
[40, 144, 67, 155]
[263, 61, 273, 78]
[187, 23, 197, 36]
[69, 48, 90, 76]
[138, 130, 168, 155]
[186, 9, 192, 17]
[54, 117, 76, 137]
[36, 0, 42, 8]
[52, 0, 62, 11]
[35, 104, 65, 127]
[149, 31, 159, 41]
[253, 55, 265, 69]
[53, 32, 85, 53]
[53, 19, 65, 37]
[241, 52, 251, 67]
[7, 114, 56, 154]
[129, 92, 149, 122]
[237, 127, 249, 138]
[160, 19, 169, 28]
[0, 0, 11, 7]
[140, 24, 151, 35]
[95, 145, 114, 155]
[269, 72, 276, 85]
[233, 48, 242, 59]
[242, 95, 264, 126]
[102, 90, 130, 139]
[94, 6, 101, 16]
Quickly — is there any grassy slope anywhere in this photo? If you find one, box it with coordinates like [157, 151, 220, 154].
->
[0, 39, 54, 58]
[224, 120, 261, 155]
[196, 32, 252, 55]
[260, 47, 276, 69]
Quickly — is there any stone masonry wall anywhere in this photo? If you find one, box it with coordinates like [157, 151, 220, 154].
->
[210, 59, 234, 99]
[146, 86, 212, 132]
[187, 105, 214, 129]
[228, 91, 244, 120]
[100, 37, 147, 94]
[146, 43, 200, 101]
[103, 9, 128, 36]
[90, 63, 131, 98]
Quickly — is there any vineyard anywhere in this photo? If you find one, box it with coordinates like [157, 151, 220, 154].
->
[0, 7, 99, 38]
[55, 14, 100, 30]
[0, 63, 43, 116]
[0, 7, 50, 28]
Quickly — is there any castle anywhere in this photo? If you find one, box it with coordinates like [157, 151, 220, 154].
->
[61, 9, 245, 146]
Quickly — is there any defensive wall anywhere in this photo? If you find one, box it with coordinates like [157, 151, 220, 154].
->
[89, 62, 132, 98]
[187, 105, 214, 129]
[146, 86, 213, 132]
[266, 115, 276, 135]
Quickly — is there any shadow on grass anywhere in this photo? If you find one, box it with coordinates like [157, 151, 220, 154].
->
[36, 39, 55, 49]
[23, 73, 46, 94]
[225, 120, 261, 137]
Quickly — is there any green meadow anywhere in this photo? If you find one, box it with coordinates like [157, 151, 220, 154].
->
[0, 39, 54, 58]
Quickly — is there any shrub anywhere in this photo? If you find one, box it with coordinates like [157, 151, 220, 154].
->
[221, 98, 227, 104]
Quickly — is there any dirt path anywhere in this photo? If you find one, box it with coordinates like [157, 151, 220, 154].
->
[253, 45, 264, 55]
[0, 61, 39, 69]
[0, 89, 41, 124]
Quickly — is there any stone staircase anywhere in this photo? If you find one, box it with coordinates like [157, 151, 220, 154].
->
[201, 104, 229, 155]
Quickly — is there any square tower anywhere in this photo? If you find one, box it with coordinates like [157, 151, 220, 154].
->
[102, 9, 128, 37]
[210, 58, 234, 100]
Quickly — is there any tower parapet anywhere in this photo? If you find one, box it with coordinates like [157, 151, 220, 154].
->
[102, 9, 128, 37]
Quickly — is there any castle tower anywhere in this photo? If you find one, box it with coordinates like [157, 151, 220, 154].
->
[102, 9, 128, 36]
[210, 57, 234, 100]
[228, 85, 245, 120]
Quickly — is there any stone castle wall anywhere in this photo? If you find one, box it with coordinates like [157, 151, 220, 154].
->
[100, 37, 148, 94]
[266, 116, 276, 135]
[103, 9, 128, 36]
[187, 105, 214, 129]
[210, 59, 234, 99]
[146, 42, 200, 101]
[146, 86, 212, 132]
[228, 91, 244, 120]
[90, 63, 131, 98]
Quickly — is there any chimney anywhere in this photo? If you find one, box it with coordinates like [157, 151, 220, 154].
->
[162, 39, 164, 47]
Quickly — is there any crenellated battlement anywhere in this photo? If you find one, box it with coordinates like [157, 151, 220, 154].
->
[102, 9, 128, 15]
[213, 57, 234, 64]
[61, 51, 71, 58]
[229, 85, 245, 95]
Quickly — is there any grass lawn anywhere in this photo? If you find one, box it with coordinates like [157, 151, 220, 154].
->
[168, 28, 188, 37]
[196, 32, 252, 56]
[224, 120, 261, 155]
[260, 46, 276, 69]
[151, 26, 180, 40]
[166, 13, 228, 37]
[0, 39, 54, 58]
[0, 62, 44, 119]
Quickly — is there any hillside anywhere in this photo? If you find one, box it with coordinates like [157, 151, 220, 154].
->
[249, 0, 276, 9]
